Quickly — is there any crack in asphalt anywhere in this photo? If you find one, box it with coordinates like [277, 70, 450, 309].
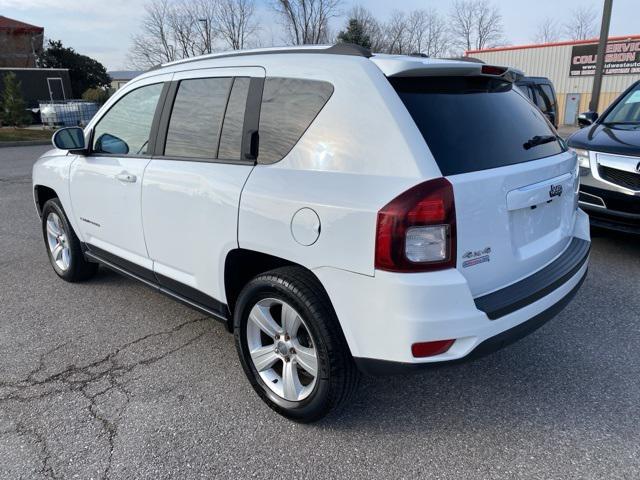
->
[0, 176, 31, 185]
[0, 316, 212, 479]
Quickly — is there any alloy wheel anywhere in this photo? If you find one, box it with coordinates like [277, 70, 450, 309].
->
[46, 212, 71, 271]
[246, 298, 318, 402]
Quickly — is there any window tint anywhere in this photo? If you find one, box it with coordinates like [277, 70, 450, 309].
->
[164, 77, 233, 158]
[93, 83, 163, 155]
[218, 77, 250, 160]
[603, 84, 640, 124]
[540, 84, 556, 109]
[532, 87, 548, 111]
[258, 78, 334, 164]
[390, 76, 564, 176]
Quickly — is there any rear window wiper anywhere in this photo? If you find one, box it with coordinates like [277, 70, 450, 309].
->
[523, 135, 557, 150]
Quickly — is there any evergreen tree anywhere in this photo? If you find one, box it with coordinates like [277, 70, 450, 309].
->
[37, 40, 110, 97]
[337, 18, 372, 49]
[0, 73, 29, 127]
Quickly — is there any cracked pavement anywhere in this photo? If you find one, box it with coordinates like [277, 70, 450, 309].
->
[1, 145, 639, 479]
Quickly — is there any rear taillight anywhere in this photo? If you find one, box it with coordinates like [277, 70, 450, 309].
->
[375, 178, 456, 272]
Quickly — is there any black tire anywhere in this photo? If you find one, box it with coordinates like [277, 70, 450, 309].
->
[41, 198, 98, 282]
[234, 266, 359, 422]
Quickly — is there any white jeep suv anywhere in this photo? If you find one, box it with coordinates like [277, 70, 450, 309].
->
[32, 44, 590, 422]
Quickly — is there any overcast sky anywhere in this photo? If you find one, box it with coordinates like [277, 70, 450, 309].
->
[1, 0, 637, 70]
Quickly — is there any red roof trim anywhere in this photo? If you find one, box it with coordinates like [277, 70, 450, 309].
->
[466, 34, 640, 55]
[0, 15, 44, 33]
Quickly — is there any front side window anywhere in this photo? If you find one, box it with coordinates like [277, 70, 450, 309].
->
[258, 78, 334, 164]
[164, 77, 233, 159]
[93, 83, 163, 156]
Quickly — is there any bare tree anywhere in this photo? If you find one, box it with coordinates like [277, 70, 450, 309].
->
[475, 1, 503, 50]
[533, 16, 561, 44]
[129, 0, 260, 69]
[129, 0, 177, 68]
[563, 5, 598, 40]
[384, 10, 409, 54]
[272, 0, 343, 45]
[347, 5, 385, 52]
[192, 0, 219, 54]
[449, 0, 503, 53]
[215, 0, 258, 50]
[405, 9, 451, 57]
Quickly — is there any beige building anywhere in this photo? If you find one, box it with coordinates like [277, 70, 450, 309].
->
[108, 71, 143, 91]
[466, 35, 640, 125]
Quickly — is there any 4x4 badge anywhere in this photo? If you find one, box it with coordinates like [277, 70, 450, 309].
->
[549, 184, 563, 198]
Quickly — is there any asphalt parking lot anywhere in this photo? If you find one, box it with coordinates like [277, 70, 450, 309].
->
[1, 145, 639, 479]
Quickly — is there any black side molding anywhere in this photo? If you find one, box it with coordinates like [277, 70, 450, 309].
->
[355, 270, 586, 376]
[474, 237, 590, 320]
[82, 243, 231, 327]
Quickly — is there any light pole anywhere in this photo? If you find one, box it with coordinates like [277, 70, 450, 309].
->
[199, 18, 211, 54]
[589, 0, 614, 112]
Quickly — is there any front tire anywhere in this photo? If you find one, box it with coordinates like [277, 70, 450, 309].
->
[234, 267, 359, 422]
[41, 198, 98, 282]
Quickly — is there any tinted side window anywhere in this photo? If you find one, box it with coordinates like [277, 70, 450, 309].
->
[540, 84, 556, 109]
[532, 87, 548, 111]
[93, 83, 163, 156]
[218, 77, 250, 160]
[258, 78, 334, 164]
[164, 77, 233, 158]
[390, 76, 564, 176]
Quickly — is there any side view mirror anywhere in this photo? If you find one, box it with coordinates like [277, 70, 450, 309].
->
[578, 111, 598, 127]
[94, 133, 129, 155]
[52, 127, 86, 151]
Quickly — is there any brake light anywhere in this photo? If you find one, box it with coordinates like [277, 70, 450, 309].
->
[375, 178, 456, 272]
[481, 65, 507, 76]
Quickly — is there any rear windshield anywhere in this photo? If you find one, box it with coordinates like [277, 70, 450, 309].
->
[390, 76, 565, 176]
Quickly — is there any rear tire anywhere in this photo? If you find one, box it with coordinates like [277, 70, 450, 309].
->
[41, 198, 98, 282]
[234, 266, 359, 422]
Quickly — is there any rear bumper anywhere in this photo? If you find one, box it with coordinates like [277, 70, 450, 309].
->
[355, 271, 586, 375]
[314, 210, 590, 372]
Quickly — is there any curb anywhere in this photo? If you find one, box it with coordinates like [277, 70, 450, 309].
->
[0, 140, 52, 148]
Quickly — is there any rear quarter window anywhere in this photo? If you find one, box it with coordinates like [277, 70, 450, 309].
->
[390, 76, 565, 176]
[258, 78, 334, 164]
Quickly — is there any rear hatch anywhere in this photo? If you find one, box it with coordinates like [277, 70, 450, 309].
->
[389, 73, 578, 297]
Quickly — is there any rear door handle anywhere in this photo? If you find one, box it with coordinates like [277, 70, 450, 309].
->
[115, 172, 137, 183]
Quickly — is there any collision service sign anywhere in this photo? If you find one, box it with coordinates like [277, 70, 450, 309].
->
[570, 40, 640, 76]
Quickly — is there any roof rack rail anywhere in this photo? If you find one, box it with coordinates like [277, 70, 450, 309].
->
[163, 43, 372, 67]
[325, 43, 372, 58]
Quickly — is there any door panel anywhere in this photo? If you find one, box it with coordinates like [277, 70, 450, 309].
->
[70, 75, 171, 270]
[70, 156, 152, 268]
[142, 67, 264, 304]
[564, 93, 581, 125]
[142, 160, 254, 302]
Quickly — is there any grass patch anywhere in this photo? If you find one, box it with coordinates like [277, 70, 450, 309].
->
[0, 128, 53, 143]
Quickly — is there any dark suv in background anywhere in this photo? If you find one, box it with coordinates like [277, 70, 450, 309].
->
[516, 77, 559, 128]
[568, 80, 640, 234]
